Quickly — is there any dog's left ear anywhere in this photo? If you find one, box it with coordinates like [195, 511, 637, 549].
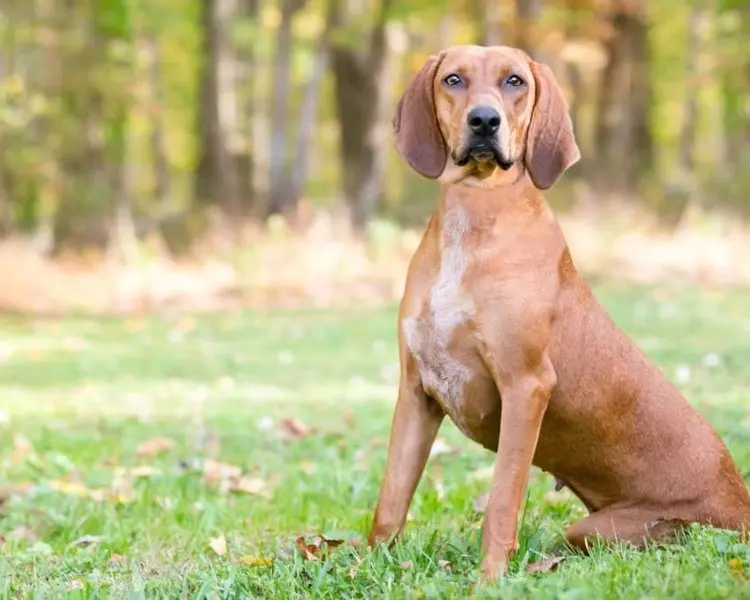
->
[524, 61, 581, 190]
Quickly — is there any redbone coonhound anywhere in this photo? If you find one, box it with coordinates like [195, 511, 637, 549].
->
[367, 45, 750, 581]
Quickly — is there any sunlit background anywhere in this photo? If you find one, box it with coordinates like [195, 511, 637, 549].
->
[0, 0, 749, 312]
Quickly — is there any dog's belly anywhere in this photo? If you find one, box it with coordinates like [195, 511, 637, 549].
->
[402, 315, 501, 449]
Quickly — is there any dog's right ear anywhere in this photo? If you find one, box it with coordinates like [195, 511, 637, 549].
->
[393, 52, 448, 179]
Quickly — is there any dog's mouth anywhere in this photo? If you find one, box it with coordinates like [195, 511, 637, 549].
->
[454, 140, 513, 171]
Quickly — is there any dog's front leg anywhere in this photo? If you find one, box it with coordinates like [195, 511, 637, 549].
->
[481, 350, 556, 580]
[369, 357, 444, 546]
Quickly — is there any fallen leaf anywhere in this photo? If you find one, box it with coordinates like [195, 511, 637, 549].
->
[49, 479, 91, 498]
[299, 460, 316, 475]
[474, 491, 490, 513]
[10, 434, 33, 462]
[674, 365, 691, 385]
[7, 526, 37, 543]
[429, 438, 455, 457]
[156, 496, 175, 510]
[280, 417, 311, 439]
[202, 459, 242, 486]
[68, 535, 103, 549]
[400, 560, 413, 569]
[109, 554, 125, 567]
[0, 482, 34, 510]
[525, 556, 567, 574]
[470, 465, 495, 481]
[438, 559, 453, 570]
[296, 536, 318, 560]
[210, 534, 227, 557]
[230, 476, 268, 496]
[295, 535, 346, 560]
[728, 557, 746, 578]
[136, 436, 175, 457]
[256, 416, 275, 431]
[544, 487, 574, 506]
[238, 555, 273, 567]
[130, 465, 163, 478]
[702, 353, 721, 368]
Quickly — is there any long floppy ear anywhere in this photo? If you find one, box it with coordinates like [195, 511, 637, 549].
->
[393, 52, 448, 179]
[524, 61, 581, 190]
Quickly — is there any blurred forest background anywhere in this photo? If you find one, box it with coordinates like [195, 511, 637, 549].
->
[1, 0, 750, 314]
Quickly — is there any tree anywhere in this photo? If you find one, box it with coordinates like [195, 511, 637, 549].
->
[330, 0, 394, 229]
[266, 0, 306, 218]
[593, 0, 654, 196]
[194, 0, 240, 220]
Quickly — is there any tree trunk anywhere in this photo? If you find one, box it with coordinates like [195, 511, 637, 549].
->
[234, 0, 259, 214]
[289, 8, 333, 207]
[145, 37, 171, 208]
[266, 0, 305, 217]
[330, 0, 393, 230]
[514, 0, 542, 58]
[471, 0, 503, 45]
[194, 0, 240, 219]
[677, 4, 705, 177]
[53, 2, 111, 254]
[593, 0, 653, 196]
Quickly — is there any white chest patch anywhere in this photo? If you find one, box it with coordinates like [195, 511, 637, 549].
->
[402, 206, 475, 431]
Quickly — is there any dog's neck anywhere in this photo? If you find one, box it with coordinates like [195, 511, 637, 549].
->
[436, 162, 547, 222]
[439, 160, 525, 189]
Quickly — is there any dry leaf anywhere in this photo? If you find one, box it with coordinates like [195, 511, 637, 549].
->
[438, 559, 453, 570]
[470, 465, 495, 481]
[474, 491, 490, 513]
[136, 436, 175, 457]
[238, 555, 273, 567]
[728, 557, 746, 578]
[68, 535, 103, 549]
[7, 525, 37, 543]
[295, 535, 346, 560]
[10, 434, 33, 462]
[280, 417, 312, 439]
[202, 459, 242, 486]
[429, 438, 455, 457]
[544, 487, 573, 506]
[525, 556, 567, 574]
[210, 534, 227, 557]
[49, 479, 91, 498]
[230, 476, 268, 496]
[296, 535, 318, 560]
[129, 465, 162, 478]
[0, 482, 34, 510]
[299, 460, 316, 475]
[400, 560, 413, 569]
[108, 554, 125, 567]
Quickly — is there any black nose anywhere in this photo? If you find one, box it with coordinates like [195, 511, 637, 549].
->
[467, 106, 501, 137]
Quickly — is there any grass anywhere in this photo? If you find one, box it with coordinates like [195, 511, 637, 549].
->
[1, 283, 750, 598]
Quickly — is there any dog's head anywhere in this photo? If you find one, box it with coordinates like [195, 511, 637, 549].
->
[393, 45, 580, 189]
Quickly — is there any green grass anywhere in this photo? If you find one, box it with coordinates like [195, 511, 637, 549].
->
[1, 283, 750, 598]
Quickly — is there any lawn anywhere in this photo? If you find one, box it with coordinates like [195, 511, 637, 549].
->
[1, 283, 750, 598]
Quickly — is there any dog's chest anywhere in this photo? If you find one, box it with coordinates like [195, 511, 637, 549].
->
[402, 207, 478, 430]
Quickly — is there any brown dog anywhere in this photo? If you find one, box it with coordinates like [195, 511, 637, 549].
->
[368, 45, 750, 580]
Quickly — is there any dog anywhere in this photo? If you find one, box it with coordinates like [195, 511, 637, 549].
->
[367, 45, 750, 581]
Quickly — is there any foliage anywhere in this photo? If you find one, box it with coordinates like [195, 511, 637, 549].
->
[0, 0, 750, 253]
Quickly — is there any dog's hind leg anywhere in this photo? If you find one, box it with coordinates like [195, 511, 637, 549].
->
[564, 506, 689, 553]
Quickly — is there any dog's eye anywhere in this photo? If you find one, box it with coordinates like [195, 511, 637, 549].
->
[505, 74, 525, 88]
[443, 73, 464, 88]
